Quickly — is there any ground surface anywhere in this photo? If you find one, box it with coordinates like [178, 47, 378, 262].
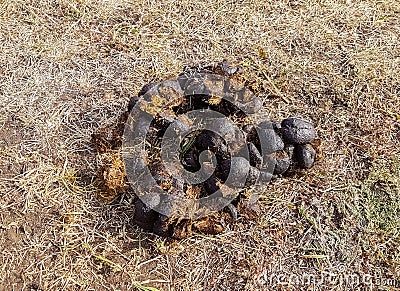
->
[1, 0, 399, 290]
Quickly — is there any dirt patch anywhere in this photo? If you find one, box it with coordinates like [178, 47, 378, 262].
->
[0, 118, 29, 178]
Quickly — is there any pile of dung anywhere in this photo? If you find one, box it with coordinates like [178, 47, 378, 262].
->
[92, 61, 318, 239]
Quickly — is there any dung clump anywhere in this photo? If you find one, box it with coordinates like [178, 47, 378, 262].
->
[91, 60, 319, 239]
[280, 117, 316, 145]
[95, 153, 129, 201]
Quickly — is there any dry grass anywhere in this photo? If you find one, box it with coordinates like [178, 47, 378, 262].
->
[1, 0, 399, 290]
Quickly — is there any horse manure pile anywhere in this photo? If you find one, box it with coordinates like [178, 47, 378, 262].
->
[92, 61, 318, 239]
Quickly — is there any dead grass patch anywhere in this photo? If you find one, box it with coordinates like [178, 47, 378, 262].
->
[1, 0, 399, 290]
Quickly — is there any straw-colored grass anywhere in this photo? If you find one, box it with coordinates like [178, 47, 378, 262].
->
[1, 0, 399, 290]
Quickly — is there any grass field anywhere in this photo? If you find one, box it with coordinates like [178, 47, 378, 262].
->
[1, 0, 399, 290]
